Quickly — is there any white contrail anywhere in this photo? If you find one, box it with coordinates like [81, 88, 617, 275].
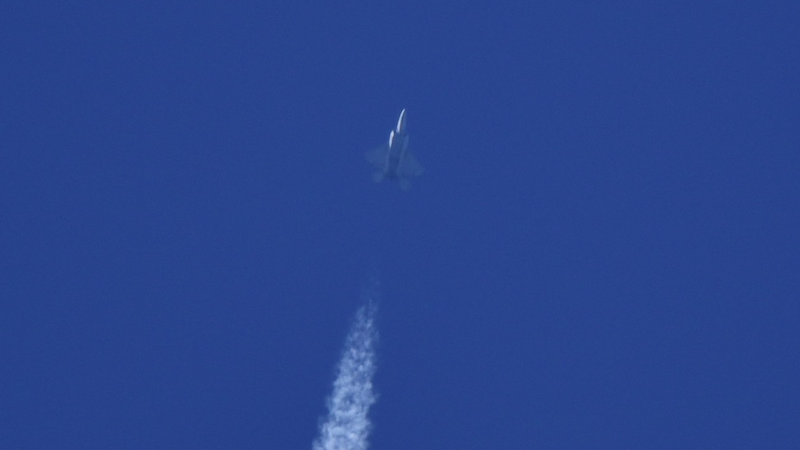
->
[313, 289, 379, 450]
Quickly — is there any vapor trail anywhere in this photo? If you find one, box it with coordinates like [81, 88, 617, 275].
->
[313, 289, 379, 450]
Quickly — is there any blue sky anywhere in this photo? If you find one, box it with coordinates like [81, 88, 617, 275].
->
[2, 1, 798, 449]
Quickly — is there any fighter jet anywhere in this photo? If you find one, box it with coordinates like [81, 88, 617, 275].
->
[365, 109, 424, 190]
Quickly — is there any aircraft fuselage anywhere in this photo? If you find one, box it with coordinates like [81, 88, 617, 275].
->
[365, 108, 423, 189]
[384, 129, 409, 180]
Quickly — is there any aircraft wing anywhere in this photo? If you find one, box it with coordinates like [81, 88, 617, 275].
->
[400, 151, 424, 177]
[365, 144, 389, 169]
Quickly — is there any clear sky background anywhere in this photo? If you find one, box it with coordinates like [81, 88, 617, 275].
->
[2, 1, 798, 449]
